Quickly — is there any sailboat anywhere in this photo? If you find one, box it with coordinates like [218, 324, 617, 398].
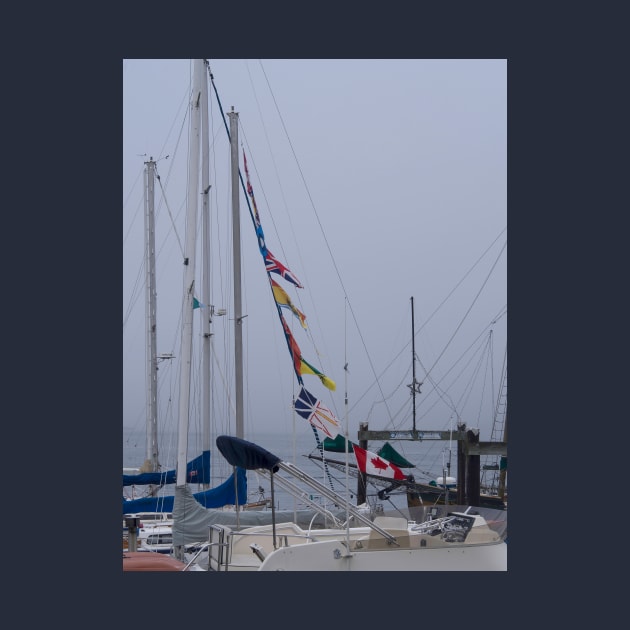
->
[123, 62, 265, 559]
[122, 154, 224, 555]
[121, 154, 242, 518]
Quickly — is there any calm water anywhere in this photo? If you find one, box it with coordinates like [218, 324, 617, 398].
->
[123, 425, 464, 514]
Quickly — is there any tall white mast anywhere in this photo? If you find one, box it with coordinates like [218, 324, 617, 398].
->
[176, 59, 203, 487]
[144, 157, 159, 473]
[228, 107, 244, 439]
[200, 60, 212, 486]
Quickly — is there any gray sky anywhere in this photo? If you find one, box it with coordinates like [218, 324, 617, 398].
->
[123, 59, 506, 457]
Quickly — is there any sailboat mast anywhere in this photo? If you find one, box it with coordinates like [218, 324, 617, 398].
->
[200, 60, 212, 478]
[176, 59, 203, 486]
[228, 107, 244, 439]
[411, 296, 416, 433]
[144, 157, 159, 472]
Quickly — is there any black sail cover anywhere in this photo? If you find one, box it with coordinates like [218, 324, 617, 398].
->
[216, 435, 281, 472]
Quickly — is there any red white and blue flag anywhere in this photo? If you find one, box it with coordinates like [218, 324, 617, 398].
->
[265, 250, 303, 288]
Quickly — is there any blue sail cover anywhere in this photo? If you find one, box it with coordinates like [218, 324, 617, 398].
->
[122, 467, 247, 514]
[122, 450, 211, 487]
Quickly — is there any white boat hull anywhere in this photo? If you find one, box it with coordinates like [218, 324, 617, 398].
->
[258, 538, 507, 571]
[200, 513, 507, 572]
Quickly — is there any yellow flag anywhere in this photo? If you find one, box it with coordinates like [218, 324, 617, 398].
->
[271, 279, 307, 328]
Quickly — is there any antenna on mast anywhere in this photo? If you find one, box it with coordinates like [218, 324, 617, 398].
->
[407, 296, 423, 432]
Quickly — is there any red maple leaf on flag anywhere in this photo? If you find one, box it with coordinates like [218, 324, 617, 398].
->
[370, 456, 389, 472]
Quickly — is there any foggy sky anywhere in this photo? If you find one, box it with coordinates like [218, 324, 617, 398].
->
[123, 59, 506, 463]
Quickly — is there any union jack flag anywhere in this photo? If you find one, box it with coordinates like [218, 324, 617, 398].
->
[265, 250, 303, 288]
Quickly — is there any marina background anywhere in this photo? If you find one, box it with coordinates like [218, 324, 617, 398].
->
[123, 425, 461, 513]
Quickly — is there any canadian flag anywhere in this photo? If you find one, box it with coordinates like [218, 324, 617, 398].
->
[352, 444, 406, 480]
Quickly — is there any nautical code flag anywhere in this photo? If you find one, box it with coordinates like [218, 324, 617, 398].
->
[270, 278, 307, 329]
[294, 386, 341, 439]
[280, 313, 304, 378]
[299, 357, 336, 391]
[280, 315, 335, 390]
[352, 444, 406, 480]
[243, 150, 268, 257]
[243, 150, 261, 228]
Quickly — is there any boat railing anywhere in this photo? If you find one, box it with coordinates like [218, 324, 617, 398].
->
[230, 530, 315, 546]
[257, 467, 345, 529]
[261, 461, 398, 545]
[205, 524, 317, 571]
[207, 524, 232, 571]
